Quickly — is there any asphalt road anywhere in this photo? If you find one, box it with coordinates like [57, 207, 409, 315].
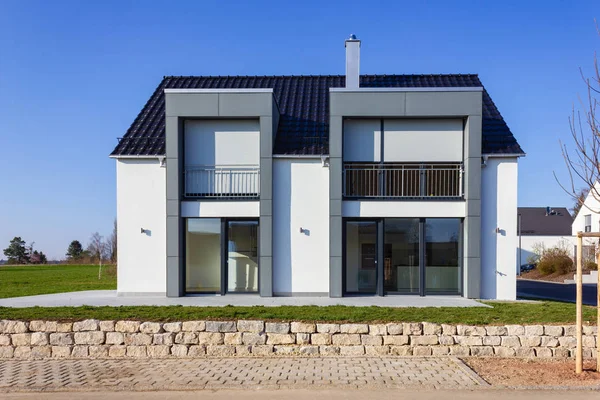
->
[517, 279, 598, 306]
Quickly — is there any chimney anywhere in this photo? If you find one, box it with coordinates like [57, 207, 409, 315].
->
[345, 34, 361, 88]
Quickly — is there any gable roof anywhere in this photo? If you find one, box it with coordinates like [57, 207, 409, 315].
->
[518, 207, 573, 236]
[110, 74, 524, 157]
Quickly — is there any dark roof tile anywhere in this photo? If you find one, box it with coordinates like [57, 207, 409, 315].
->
[518, 207, 573, 236]
[110, 74, 523, 156]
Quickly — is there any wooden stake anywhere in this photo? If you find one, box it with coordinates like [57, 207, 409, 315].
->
[576, 233, 583, 374]
[597, 244, 600, 372]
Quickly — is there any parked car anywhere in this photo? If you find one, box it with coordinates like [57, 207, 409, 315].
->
[520, 263, 536, 273]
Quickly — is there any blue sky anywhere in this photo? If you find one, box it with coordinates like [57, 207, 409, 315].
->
[0, 0, 598, 259]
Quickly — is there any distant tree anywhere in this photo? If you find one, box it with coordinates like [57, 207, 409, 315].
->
[87, 233, 106, 279]
[3, 237, 29, 264]
[30, 250, 48, 264]
[66, 240, 84, 261]
[108, 219, 117, 263]
[571, 187, 590, 217]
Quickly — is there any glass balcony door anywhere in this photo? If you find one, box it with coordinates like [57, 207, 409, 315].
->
[343, 218, 462, 296]
[384, 219, 420, 294]
[344, 221, 378, 294]
[186, 219, 222, 293]
[227, 221, 259, 293]
[186, 218, 259, 295]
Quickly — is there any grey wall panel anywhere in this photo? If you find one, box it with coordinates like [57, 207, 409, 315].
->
[464, 157, 482, 200]
[465, 115, 482, 158]
[260, 199, 272, 216]
[259, 158, 273, 200]
[405, 92, 482, 116]
[259, 215, 273, 257]
[329, 157, 342, 200]
[330, 88, 483, 300]
[329, 256, 343, 298]
[165, 160, 180, 201]
[464, 256, 481, 298]
[329, 216, 342, 258]
[165, 90, 275, 297]
[166, 200, 179, 218]
[259, 256, 272, 297]
[166, 257, 180, 297]
[260, 117, 273, 158]
[165, 93, 219, 117]
[330, 199, 341, 217]
[463, 216, 481, 259]
[329, 117, 343, 158]
[219, 93, 273, 117]
[165, 117, 179, 159]
[330, 92, 406, 116]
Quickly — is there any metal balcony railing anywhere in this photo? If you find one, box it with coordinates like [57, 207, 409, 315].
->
[184, 165, 260, 198]
[343, 163, 463, 199]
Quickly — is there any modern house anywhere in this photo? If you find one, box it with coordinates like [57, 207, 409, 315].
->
[517, 207, 573, 270]
[110, 36, 524, 300]
[572, 183, 600, 261]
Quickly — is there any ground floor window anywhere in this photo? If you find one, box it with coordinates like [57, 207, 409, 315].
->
[185, 218, 259, 295]
[343, 218, 462, 296]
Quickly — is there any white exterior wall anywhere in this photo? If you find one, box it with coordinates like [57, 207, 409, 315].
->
[273, 159, 330, 295]
[572, 182, 600, 235]
[343, 201, 465, 218]
[481, 157, 518, 300]
[181, 201, 259, 217]
[116, 159, 166, 295]
[518, 235, 575, 271]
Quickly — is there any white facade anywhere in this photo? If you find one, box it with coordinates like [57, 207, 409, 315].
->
[342, 201, 465, 218]
[272, 158, 330, 295]
[116, 159, 166, 295]
[572, 182, 600, 235]
[518, 235, 575, 270]
[181, 201, 259, 218]
[481, 157, 519, 300]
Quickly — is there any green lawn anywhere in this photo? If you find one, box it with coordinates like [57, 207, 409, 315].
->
[0, 301, 596, 325]
[0, 264, 595, 325]
[0, 264, 116, 299]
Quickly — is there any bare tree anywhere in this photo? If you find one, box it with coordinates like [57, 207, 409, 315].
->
[557, 22, 600, 214]
[108, 219, 117, 264]
[88, 232, 106, 279]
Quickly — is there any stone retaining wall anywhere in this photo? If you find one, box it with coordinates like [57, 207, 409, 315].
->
[0, 320, 597, 359]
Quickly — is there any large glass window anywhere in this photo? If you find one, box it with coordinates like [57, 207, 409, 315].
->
[186, 219, 222, 293]
[425, 218, 460, 294]
[384, 219, 420, 294]
[227, 221, 259, 293]
[345, 221, 377, 293]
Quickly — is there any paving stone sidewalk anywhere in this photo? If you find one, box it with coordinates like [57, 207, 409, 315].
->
[0, 357, 485, 391]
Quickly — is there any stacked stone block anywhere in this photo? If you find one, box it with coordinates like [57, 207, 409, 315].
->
[0, 319, 596, 359]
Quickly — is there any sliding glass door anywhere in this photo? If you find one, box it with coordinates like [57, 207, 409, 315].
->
[425, 219, 461, 294]
[186, 218, 259, 295]
[343, 218, 462, 296]
[345, 221, 377, 294]
[227, 221, 259, 293]
[384, 219, 420, 294]
[186, 219, 222, 293]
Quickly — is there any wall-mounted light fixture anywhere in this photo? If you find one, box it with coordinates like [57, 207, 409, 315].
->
[141, 228, 147, 234]
[321, 155, 330, 167]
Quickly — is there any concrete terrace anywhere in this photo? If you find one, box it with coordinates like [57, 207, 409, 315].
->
[0, 291, 489, 308]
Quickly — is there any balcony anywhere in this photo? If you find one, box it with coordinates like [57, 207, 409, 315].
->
[184, 165, 260, 199]
[343, 163, 463, 199]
